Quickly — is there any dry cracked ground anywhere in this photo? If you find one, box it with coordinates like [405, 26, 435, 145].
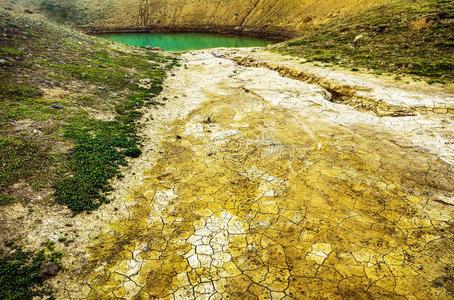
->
[43, 49, 453, 299]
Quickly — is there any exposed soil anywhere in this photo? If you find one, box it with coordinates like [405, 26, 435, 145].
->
[47, 49, 453, 299]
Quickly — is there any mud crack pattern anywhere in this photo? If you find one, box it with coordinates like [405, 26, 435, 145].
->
[55, 51, 453, 299]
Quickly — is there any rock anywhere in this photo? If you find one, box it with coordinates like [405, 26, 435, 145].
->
[203, 116, 213, 124]
[51, 103, 64, 110]
[144, 46, 163, 51]
[32, 128, 43, 135]
[39, 262, 59, 280]
[138, 78, 153, 90]
[353, 34, 364, 43]
[0, 59, 7, 65]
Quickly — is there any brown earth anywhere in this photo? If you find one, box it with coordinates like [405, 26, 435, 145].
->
[79, 0, 389, 37]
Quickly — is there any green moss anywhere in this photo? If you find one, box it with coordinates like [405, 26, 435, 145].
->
[0, 193, 17, 206]
[51, 49, 169, 213]
[49, 62, 130, 88]
[0, 243, 61, 300]
[0, 83, 42, 101]
[3, 99, 61, 121]
[54, 88, 164, 213]
[0, 47, 23, 56]
[0, 10, 173, 214]
[0, 137, 49, 191]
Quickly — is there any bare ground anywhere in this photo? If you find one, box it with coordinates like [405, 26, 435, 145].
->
[24, 48, 454, 299]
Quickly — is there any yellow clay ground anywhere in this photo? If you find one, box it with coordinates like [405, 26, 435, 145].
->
[54, 50, 453, 299]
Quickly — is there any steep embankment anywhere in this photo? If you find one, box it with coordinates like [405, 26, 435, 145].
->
[57, 0, 390, 37]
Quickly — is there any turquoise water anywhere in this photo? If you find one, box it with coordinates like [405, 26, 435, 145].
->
[99, 32, 272, 51]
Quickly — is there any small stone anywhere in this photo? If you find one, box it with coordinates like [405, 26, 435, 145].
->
[51, 103, 64, 110]
[39, 262, 59, 280]
[353, 34, 364, 43]
[0, 59, 6, 65]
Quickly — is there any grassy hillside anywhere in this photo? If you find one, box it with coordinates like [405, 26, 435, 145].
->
[276, 0, 454, 83]
[0, 8, 174, 298]
[0, 10, 174, 213]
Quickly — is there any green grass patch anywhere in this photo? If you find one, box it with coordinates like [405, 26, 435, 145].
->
[54, 88, 164, 213]
[0, 193, 17, 206]
[0, 46, 23, 56]
[2, 98, 63, 121]
[0, 137, 49, 191]
[0, 82, 42, 102]
[49, 61, 131, 88]
[0, 243, 61, 300]
[54, 115, 138, 212]
[48, 48, 169, 213]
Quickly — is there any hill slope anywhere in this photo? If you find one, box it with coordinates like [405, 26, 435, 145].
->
[0, 8, 174, 298]
[0, 10, 172, 213]
[10, 0, 452, 82]
[275, 0, 454, 83]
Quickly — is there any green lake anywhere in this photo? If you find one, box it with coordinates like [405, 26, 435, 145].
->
[99, 32, 272, 51]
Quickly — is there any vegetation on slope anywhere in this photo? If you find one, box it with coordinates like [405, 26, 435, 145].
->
[0, 8, 174, 298]
[40, 0, 113, 25]
[277, 0, 454, 83]
[40, 0, 90, 24]
[0, 10, 174, 212]
[0, 242, 61, 300]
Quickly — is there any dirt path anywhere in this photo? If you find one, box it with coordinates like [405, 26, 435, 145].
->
[54, 50, 453, 299]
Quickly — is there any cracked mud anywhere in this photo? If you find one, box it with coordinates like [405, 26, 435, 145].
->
[54, 50, 453, 299]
